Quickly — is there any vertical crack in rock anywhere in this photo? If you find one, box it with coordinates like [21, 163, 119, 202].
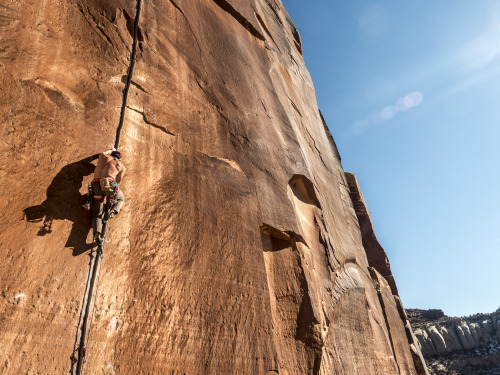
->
[69, 256, 95, 374]
[212, 0, 266, 41]
[75, 251, 104, 374]
[115, 0, 143, 149]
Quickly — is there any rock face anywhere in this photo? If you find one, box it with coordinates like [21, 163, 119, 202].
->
[0, 1, 427, 374]
[345, 173, 428, 375]
[408, 309, 500, 374]
[345, 173, 399, 296]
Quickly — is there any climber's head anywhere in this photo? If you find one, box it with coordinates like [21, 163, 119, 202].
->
[111, 150, 122, 161]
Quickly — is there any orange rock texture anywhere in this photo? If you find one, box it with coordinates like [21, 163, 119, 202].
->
[0, 0, 429, 374]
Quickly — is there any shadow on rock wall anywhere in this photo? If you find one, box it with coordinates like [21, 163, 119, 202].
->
[23, 155, 98, 256]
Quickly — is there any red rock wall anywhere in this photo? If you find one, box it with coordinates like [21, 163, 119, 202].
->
[344, 172, 399, 295]
[0, 0, 428, 374]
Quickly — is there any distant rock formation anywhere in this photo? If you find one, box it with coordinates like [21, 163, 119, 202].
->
[408, 308, 500, 374]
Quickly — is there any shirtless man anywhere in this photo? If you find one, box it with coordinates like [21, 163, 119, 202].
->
[92, 149, 125, 244]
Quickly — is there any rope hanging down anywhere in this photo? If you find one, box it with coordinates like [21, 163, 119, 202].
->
[75, 220, 107, 375]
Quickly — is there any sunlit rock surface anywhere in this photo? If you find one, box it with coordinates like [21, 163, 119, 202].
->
[409, 309, 500, 374]
[0, 0, 428, 373]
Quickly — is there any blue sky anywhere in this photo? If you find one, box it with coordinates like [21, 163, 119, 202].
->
[282, 0, 500, 317]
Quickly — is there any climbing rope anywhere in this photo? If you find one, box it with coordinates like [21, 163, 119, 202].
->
[76, 245, 103, 374]
[76, 195, 113, 374]
[82, 245, 104, 372]
[85, 212, 110, 358]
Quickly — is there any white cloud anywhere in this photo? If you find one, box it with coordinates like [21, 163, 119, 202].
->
[349, 2, 500, 136]
[352, 91, 424, 134]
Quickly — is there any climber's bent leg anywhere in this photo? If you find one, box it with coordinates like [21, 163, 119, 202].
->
[91, 181, 105, 236]
[92, 199, 105, 235]
[112, 189, 125, 213]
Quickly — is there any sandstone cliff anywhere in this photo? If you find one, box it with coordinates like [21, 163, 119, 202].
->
[0, 0, 427, 374]
[408, 309, 500, 374]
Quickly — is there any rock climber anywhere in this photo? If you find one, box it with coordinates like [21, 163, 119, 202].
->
[91, 149, 125, 245]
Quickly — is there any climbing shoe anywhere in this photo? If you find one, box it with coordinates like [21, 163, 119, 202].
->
[81, 200, 91, 213]
[94, 233, 103, 246]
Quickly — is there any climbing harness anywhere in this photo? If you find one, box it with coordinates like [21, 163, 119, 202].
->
[99, 177, 118, 194]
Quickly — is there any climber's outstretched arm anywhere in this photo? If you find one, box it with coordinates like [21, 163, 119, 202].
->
[96, 149, 114, 163]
